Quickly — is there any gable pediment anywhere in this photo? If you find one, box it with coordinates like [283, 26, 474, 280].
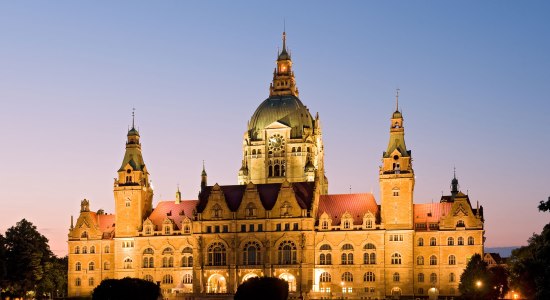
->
[265, 121, 290, 130]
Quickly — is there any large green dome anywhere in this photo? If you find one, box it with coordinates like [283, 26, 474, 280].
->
[248, 95, 313, 140]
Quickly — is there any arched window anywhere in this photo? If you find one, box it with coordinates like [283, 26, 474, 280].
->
[89, 277, 94, 286]
[103, 261, 110, 270]
[143, 247, 154, 255]
[208, 242, 227, 266]
[81, 231, 88, 238]
[243, 241, 261, 265]
[75, 277, 81, 286]
[342, 272, 353, 282]
[468, 236, 475, 245]
[183, 274, 193, 284]
[75, 246, 80, 254]
[343, 220, 351, 229]
[363, 243, 376, 265]
[458, 237, 464, 245]
[430, 255, 438, 265]
[364, 272, 375, 282]
[104, 245, 110, 253]
[418, 237, 424, 246]
[321, 220, 329, 230]
[319, 272, 331, 283]
[162, 274, 173, 284]
[320, 244, 332, 250]
[342, 244, 354, 250]
[75, 262, 81, 271]
[164, 226, 171, 235]
[391, 253, 402, 265]
[449, 255, 456, 265]
[341, 244, 354, 265]
[457, 220, 465, 227]
[393, 272, 400, 282]
[430, 237, 437, 246]
[430, 273, 437, 283]
[364, 243, 376, 250]
[182, 247, 193, 267]
[88, 262, 95, 271]
[144, 274, 153, 282]
[417, 256, 424, 265]
[278, 240, 297, 265]
[90, 246, 95, 253]
[123, 257, 132, 269]
[448, 237, 454, 246]
[82, 246, 87, 254]
[449, 272, 456, 282]
[162, 257, 174, 268]
[365, 218, 373, 228]
[245, 202, 257, 217]
[212, 204, 222, 218]
[162, 247, 174, 255]
[418, 273, 425, 283]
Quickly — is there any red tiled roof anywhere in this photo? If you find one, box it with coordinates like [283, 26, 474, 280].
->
[148, 200, 198, 230]
[318, 193, 378, 225]
[413, 202, 452, 223]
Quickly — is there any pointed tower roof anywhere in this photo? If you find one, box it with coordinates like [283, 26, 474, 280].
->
[384, 90, 409, 158]
[277, 31, 291, 61]
[118, 110, 146, 171]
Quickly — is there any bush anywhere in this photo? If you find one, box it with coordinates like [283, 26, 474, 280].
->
[234, 277, 289, 300]
[92, 277, 161, 300]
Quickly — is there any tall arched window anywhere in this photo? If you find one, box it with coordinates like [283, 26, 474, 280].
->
[448, 237, 454, 246]
[449, 272, 456, 282]
[278, 240, 297, 264]
[364, 272, 375, 282]
[418, 273, 425, 283]
[208, 242, 226, 266]
[75, 262, 81, 271]
[88, 262, 95, 271]
[418, 238, 424, 246]
[144, 274, 154, 282]
[75, 246, 80, 254]
[82, 246, 87, 254]
[430, 255, 438, 265]
[243, 241, 261, 265]
[449, 255, 456, 265]
[90, 246, 96, 253]
[104, 245, 110, 253]
[393, 272, 400, 282]
[183, 274, 193, 284]
[103, 261, 110, 270]
[124, 257, 132, 269]
[468, 236, 475, 245]
[430, 273, 437, 283]
[417, 256, 424, 265]
[89, 277, 94, 286]
[319, 272, 331, 283]
[75, 277, 81, 286]
[391, 253, 402, 265]
[342, 272, 353, 282]
[182, 247, 193, 267]
[363, 243, 376, 264]
[162, 274, 173, 284]
[430, 237, 437, 246]
[341, 244, 354, 265]
[458, 237, 464, 245]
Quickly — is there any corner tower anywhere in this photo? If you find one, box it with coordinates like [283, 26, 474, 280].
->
[113, 115, 153, 237]
[379, 91, 414, 229]
[239, 32, 327, 194]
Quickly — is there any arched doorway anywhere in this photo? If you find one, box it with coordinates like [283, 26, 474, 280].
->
[391, 287, 401, 299]
[428, 287, 439, 300]
[207, 274, 227, 293]
[242, 273, 259, 283]
[279, 273, 297, 292]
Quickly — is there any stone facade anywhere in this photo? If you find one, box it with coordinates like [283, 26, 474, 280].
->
[68, 33, 484, 299]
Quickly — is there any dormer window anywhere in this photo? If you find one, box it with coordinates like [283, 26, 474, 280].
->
[145, 226, 152, 235]
[246, 202, 257, 217]
[457, 220, 465, 227]
[184, 225, 191, 234]
[164, 226, 171, 235]
[321, 220, 329, 230]
[212, 204, 222, 218]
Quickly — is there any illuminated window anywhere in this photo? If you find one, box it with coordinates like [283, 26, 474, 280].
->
[208, 242, 227, 266]
[183, 274, 193, 284]
[243, 241, 261, 265]
[162, 274, 173, 284]
[319, 272, 331, 283]
[278, 240, 297, 264]
[342, 272, 353, 282]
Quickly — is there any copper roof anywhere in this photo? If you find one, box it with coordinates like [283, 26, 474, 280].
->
[318, 193, 378, 225]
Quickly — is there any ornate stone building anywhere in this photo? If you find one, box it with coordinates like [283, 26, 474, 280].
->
[68, 33, 485, 299]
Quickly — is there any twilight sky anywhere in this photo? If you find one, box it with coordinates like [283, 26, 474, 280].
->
[1, 1, 549, 256]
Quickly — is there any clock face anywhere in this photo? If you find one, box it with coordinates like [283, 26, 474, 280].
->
[268, 134, 285, 152]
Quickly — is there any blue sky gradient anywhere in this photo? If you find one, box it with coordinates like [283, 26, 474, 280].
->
[0, 1, 549, 255]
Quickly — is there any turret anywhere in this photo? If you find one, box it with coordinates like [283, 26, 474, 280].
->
[201, 161, 208, 189]
[113, 111, 154, 237]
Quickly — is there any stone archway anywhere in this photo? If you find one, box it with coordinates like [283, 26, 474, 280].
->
[207, 274, 227, 293]
[242, 272, 259, 283]
[279, 273, 297, 292]
[391, 287, 402, 299]
[428, 287, 439, 300]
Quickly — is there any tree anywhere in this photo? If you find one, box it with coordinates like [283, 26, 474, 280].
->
[459, 253, 501, 300]
[92, 277, 161, 300]
[4, 219, 53, 298]
[489, 265, 509, 299]
[36, 256, 68, 298]
[509, 223, 550, 300]
[538, 196, 550, 212]
[0, 234, 6, 286]
[234, 277, 289, 300]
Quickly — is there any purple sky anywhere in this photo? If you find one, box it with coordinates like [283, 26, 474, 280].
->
[1, 1, 549, 256]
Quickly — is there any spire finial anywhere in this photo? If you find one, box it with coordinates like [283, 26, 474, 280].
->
[202, 160, 205, 171]
[395, 88, 400, 111]
[282, 30, 287, 52]
[132, 107, 136, 129]
[453, 165, 456, 179]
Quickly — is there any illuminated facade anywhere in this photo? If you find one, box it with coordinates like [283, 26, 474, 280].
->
[68, 33, 485, 299]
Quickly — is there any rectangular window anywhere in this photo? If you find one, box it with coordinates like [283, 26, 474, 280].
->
[249, 224, 254, 232]
[223, 225, 228, 233]
[276, 224, 282, 231]
[241, 224, 246, 232]
[257, 224, 263, 232]
[284, 223, 290, 231]
[215, 226, 220, 233]
[293, 223, 299, 231]
[206, 226, 212, 233]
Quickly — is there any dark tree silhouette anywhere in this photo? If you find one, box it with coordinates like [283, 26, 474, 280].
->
[92, 277, 161, 300]
[234, 277, 289, 300]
